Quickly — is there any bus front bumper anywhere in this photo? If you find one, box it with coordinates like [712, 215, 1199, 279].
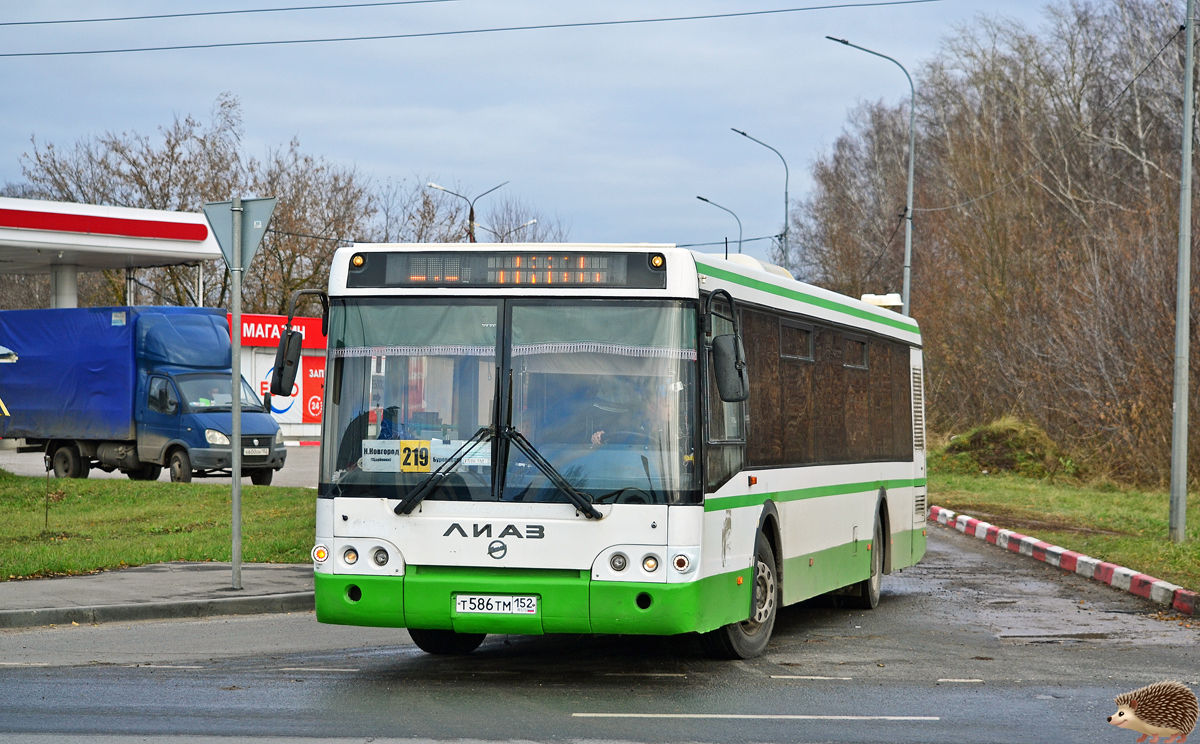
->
[314, 565, 753, 636]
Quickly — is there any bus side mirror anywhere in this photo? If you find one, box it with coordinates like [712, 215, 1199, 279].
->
[270, 330, 303, 397]
[711, 334, 749, 402]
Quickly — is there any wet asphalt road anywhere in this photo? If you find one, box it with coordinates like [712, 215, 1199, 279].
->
[1, 526, 1196, 743]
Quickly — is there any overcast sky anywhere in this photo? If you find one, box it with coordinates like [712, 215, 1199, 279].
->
[1, 0, 1052, 261]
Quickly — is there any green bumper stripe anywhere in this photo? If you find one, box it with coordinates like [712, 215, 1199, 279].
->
[695, 262, 922, 337]
[705, 477, 927, 512]
[315, 566, 754, 636]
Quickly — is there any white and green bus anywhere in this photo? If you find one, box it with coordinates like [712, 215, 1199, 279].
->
[272, 243, 926, 658]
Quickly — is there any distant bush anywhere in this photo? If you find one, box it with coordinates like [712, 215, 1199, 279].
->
[931, 417, 1080, 479]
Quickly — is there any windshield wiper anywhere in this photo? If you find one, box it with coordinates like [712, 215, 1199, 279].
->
[503, 426, 603, 520]
[393, 426, 492, 515]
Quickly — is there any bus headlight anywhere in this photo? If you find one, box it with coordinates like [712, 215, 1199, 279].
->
[672, 554, 691, 572]
[205, 429, 230, 445]
[373, 548, 389, 566]
[344, 548, 359, 565]
[642, 555, 659, 572]
[312, 545, 328, 563]
[609, 553, 628, 572]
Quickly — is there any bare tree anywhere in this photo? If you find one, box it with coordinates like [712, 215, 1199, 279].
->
[790, 0, 1196, 483]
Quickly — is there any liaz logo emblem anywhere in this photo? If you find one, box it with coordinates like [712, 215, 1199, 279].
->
[442, 523, 545, 539]
[487, 540, 507, 559]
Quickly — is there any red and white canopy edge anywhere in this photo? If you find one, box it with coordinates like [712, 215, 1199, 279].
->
[0, 197, 222, 308]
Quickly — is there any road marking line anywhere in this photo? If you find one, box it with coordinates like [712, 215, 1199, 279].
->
[603, 672, 688, 677]
[771, 675, 853, 680]
[125, 664, 203, 669]
[938, 678, 983, 683]
[278, 667, 359, 672]
[0, 662, 49, 666]
[572, 714, 939, 721]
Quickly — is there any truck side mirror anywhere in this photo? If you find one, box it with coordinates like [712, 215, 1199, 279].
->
[270, 329, 303, 397]
[711, 334, 749, 402]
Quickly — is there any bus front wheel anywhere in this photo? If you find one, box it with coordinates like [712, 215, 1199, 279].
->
[408, 628, 486, 655]
[701, 533, 778, 659]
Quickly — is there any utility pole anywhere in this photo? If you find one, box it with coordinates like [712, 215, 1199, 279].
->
[1170, 0, 1196, 544]
[230, 196, 244, 588]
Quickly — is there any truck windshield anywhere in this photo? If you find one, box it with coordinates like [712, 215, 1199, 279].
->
[320, 298, 698, 504]
[177, 374, 262, 412]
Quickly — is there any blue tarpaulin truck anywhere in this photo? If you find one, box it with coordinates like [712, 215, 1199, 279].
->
[0, 307, 286, 484]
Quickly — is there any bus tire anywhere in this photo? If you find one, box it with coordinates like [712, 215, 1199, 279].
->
[847, 518, 884, 610]
[408, 628, 486, 655]
[700, 532, 778, 659]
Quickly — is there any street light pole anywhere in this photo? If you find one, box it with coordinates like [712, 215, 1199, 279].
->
[1169, 0, 1196, 544]
[476, 219, 537, 242]
[731, 128, 789, 259]
[697, 196, 743, 254]
[427, 181, 509, 243]
[827, 36, 916, 317]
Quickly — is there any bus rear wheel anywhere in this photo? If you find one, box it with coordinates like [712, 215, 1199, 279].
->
[408, 628, 486, 655]
[701, 533, 778, 659]
[846, 519, 884, 610]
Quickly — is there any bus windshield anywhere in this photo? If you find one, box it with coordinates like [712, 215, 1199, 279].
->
[320, 298, 699, 504]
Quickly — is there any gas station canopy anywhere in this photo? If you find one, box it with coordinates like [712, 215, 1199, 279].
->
[0, 197, 223, 309]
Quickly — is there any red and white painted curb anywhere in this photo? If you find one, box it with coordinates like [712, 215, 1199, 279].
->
[928, 506, 1196, 616]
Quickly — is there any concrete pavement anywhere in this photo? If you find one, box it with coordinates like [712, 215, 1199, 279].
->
[0, 561, 312, 628]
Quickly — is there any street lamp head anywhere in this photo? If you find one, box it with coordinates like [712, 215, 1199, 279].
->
[826, 36, 850, 45]
[696, 196, 710, 203]
[731, 127, 748, 137]
[426, 182, 445, 191]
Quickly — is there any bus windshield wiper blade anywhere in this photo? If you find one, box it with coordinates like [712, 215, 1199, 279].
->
[503, 427, 603, 520]
[394, 426, 491, 515]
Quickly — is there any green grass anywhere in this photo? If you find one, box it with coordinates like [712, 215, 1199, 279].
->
[929, 471, 1200, 591]
[0, 469, 314, 580]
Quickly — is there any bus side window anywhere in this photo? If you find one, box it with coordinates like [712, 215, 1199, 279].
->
[705, 302, 744, 491]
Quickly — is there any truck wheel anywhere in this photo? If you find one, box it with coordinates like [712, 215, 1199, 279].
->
[51, 445, 89, 479]
[168, 450, 192, 483]
[127, 464, 162, 481]
[846, 518, 884, 610]
[407, 629, 486, 655]
[700, 532, 778, 659]
[249, 469, 274, 486]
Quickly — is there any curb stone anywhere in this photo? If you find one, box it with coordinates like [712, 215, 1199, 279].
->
[0, 591, 314, 629]
[928, 506, 1195, 616]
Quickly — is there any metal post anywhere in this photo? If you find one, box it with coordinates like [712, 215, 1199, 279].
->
[468, 204, 476, 243]
[696, 196, 743, 254]
[1170, 0, 1195, 544]
[826, 37, 917, 316]
[125, 268, 135, 306]
[196, 263, 204, 307]
[731, 129, 789, 260]
[230, 196, 244, 587]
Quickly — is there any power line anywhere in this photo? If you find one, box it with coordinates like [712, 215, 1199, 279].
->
[677, 235, 778, 248]
[268, 227, 352, 244]
[0, 0, 461, 27]
[916, 25, 1185, 213]
[0, 0, 946, 58]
